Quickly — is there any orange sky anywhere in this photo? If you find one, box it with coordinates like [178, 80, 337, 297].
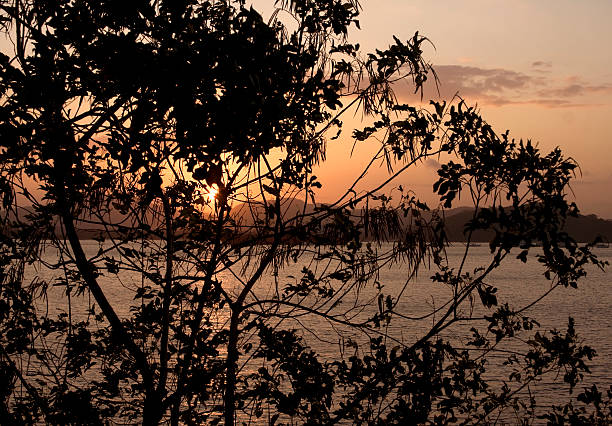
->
[252, 1, 612, 218]
[3, 2, 610, 217]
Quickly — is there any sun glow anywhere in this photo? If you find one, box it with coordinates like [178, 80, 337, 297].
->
[206, 185, 218, 203]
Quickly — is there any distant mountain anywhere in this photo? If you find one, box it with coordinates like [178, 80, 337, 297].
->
[10, 202, 611, 244]
[563, 214, 612, 243]
[443, 208, 612, 243]
[255, 203, 612, 244]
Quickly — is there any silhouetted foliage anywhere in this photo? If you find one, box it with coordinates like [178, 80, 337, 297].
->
[0, 0, 609, 424]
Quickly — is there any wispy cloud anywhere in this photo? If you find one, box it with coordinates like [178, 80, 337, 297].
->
[424, 158, 441, 170]
[396, 64, 611, 108]
[537, 77, 612, 98]
[456, 57, 474, 64]
[531, 61, 552, 72]
[431, 65, 537, 103]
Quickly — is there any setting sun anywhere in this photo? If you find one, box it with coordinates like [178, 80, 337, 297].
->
[206, 185, 218, 203]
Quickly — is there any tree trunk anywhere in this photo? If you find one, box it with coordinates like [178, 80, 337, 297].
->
[224, 309, 240, 425]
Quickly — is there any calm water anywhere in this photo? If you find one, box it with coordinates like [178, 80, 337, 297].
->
[26, 242, 611, 423]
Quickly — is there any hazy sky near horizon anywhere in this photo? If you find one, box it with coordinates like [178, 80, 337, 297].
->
[254, 1, 612, 218]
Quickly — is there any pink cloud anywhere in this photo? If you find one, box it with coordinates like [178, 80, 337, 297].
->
[393, 64, 611, 109]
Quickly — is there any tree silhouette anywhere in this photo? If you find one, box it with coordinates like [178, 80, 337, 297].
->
[0, 0, 609, 424]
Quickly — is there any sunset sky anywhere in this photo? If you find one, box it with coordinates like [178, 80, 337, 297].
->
[4, 2, 610, 216]
[254, 1, 612, 218]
